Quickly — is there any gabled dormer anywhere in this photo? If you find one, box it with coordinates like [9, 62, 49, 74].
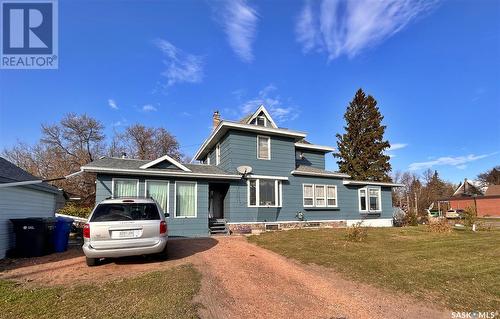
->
[244, 105, 278, 128]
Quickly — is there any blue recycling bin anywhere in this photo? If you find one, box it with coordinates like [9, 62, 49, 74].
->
[54, 216, 74, 252]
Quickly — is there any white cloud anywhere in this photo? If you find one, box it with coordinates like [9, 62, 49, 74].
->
[142, 104, 157, 112]
[388, 143, 408, 151]
[239, 84, 300, 123]
[408, 153, 494, 171]
[154, 39, 204, 86]
[220, 0, 258, 63]
[108, 99, 118, 110]
[296, 0, 437, 60]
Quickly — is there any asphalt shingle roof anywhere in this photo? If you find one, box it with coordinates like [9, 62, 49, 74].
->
[294, 165, 349, 176]
[86, 157, 237, 175]
[0, 157, 60, 193]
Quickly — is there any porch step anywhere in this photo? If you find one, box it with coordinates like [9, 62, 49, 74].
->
[209, 218, 229, 235]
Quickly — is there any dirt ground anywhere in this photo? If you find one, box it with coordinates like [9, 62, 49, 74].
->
[0, 237, 449, 319]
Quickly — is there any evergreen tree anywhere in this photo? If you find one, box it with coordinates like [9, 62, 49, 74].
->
[334, 89, 391, 181]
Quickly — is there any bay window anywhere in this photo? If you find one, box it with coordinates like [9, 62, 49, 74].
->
[359, 187, 381, 212]
[248, 179, 282, 207]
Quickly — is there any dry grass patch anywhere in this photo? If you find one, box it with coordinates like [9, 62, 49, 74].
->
[0, 264, 201, 319]
[248, 227, 500, 311]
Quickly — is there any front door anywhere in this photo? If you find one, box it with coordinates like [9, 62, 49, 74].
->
[209, 184, 228, 219]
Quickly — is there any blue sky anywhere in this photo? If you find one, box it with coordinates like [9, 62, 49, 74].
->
[0, 0, 499, 183]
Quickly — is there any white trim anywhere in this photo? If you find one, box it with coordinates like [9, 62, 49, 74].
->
[193, 120, 306, 161]
[215, 143, 221, 166]
[255, 115, 267, 127]
[174, 181, 197, 218]
[302, 184, 314, 207]
[227, 218, 393, 227]
[343, 180, 404, 187]
[314, 185, 326, 207]
[291, 170, 350, 178]
[247, 178, 282, 208]
[246, 174, 288, 181]
[303, 183, 338, 208]
[111, 178, 140, 198]
[81, 166, 242, 180]
[139, 154, 191, 172]
[358, 186, 382, 213]
[144, 179, 170, 216]
[294, 143, 335, 152]
[345, 219, 393, 227]
[206, 157, 211, 165]
[326, 185, 338, 207]
[246, 105, 278, 128]
[257, 135, 271, 160]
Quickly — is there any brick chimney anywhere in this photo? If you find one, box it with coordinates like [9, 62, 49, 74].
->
[212, 110, 221, 130]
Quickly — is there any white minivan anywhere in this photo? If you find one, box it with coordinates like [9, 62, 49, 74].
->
[82, 197, 168, 266]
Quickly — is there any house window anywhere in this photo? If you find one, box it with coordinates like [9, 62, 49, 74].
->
[248, 179, 282, 207]
[359, 187, 381, 212]
[145, 180, 169, 213]
[303, 184, 314, 207]
[256, 115, 267, 127]
[359, 189, 367, 211]
[327, 186, 337, 207]
[257, 136, 271, 160]
[175, 182, 197, 218]
[315, 185, 326, 207]
[302, 184, 338, 208]
[369, 188, 381, 211]
[215, 143, 221, 165]
[113, 178, 138, 197]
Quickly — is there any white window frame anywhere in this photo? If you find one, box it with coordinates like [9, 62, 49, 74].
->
[358, 186, 382, 212]
[302, 184, 338, 208]
[256, 115, 267, 127]
[257, 135, 271, 160]
[111, 178, 139, 198]
[302, 184, 314, 207]
[174, 181, 198, 218]
[247, 179, 282, 208]
[144, 180, 169, 216]
[314, 185, 326, 207]
[215, 143, 220, 166]
[326, 185, 338, 208]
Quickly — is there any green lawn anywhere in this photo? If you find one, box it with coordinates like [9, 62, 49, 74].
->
[248, 227, 500, 311]
[0, 264, 201, 319]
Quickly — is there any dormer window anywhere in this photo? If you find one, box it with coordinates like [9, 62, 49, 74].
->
[256, 115, 267, 127]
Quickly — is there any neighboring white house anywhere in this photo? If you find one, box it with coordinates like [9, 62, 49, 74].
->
[0, 157, 62, 259]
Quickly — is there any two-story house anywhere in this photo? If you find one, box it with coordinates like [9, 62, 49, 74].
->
[81, 105, 402, 236]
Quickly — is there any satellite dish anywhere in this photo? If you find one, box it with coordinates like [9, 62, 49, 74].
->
[237, 165, 253, 175]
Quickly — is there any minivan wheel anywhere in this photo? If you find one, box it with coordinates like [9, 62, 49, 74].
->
[158, 245, 168, 260]
[86, 257, 98, 267]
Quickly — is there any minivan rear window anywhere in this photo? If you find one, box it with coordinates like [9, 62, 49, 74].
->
[90, 203, 160, 222]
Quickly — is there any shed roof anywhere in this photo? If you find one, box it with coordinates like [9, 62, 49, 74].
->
[0, 157, 60, 193]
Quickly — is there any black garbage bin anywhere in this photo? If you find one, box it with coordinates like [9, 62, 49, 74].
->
[10, 217, 57, 257]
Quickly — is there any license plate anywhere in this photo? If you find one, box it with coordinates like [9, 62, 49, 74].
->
[112, 230, 141, 239]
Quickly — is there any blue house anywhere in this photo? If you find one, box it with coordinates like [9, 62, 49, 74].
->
[81, 106, 402, 236]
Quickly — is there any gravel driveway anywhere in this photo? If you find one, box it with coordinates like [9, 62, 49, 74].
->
[0, 236, 448, 319]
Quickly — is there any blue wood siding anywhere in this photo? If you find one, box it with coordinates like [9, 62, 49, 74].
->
[219, 130, 296, 176]
[96, 174, 209, 237]
[0, 187, 56, 259]
[225, 175, 393, 223]
[295, 150, 325, 169]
